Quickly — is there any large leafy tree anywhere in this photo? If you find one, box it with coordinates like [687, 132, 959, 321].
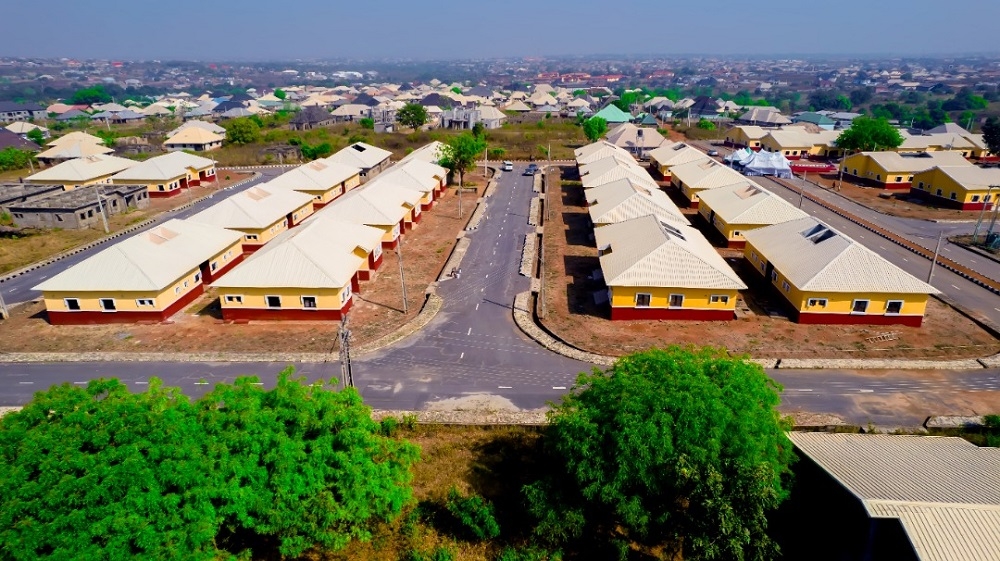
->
[582, 116, 608, 142]
[982, 117, 1000, 157]
[524, 347, 794, 561]
[396, 103, 428, 131]
[835, 116, 904, 152]
[223, 116, 261, 145]
[440, 132, 486, 188]
[0, 368, 419, 560]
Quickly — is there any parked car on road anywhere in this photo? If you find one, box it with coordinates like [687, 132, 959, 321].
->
[524, 163, 539, 176]
[502, 160, 513, 171]
[707, 149, 720, 157]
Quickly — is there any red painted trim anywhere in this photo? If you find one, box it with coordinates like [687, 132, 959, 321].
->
[149, 189, 183, 198]
[727, 239, 747, 249]
[358, 269, 372, 281]
[687, 200, 700, 209]
[221, 297, 351, 321]
[797, 310, 923, 327]
[908, 188, 994, 211]
[351, 273, 361, 294]
[203, 252, 244, 284]
[610, 307, 735, 321]
[421, 202, 433, 211]
[382, 237, 399, 249]
[413, 212, 423, 223]
[45, 285, 205, 325]
[369, 252, 383, 271]
[883, 182, 912, 191]
[242, 243, 264, 254]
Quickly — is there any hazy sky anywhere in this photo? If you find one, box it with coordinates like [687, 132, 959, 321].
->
[5, 0, 1000, 60]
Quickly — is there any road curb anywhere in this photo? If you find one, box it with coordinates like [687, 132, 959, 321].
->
[0, 351, 332, 363]
[353, 293, 444, 356]
[0, 172, 262, 287]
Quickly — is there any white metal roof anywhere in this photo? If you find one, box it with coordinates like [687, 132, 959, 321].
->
[166, 120, 225, 137]
[762, 128, 840, 148]
[581, 164, 659, 190]
[112, 151, 215, 181]
[163, 127, 223, 146]
[36, 141, 114, 160]
[187, 185, 313, 229]
[929, 165, 1000, 190]
[647, 143, 709, 168]
[696, 182, 808, 226]
[575, 140, 632, 164]
[604, 123, 667, 150]
[669, 158, 747, 190]
[326, 142, 392, 169]
[266, 160, 361, 193]
[399, 141, 446, 165]
[359, 179, 422, 209]
[593, 214, 746, 290]
[899, 130, 975, 150]
[27, 154, 137, 182]
[788, 432, 1000, 561]
[212, 217, 383, 289]
[586, 178, 688, 227]
[33, 219, 243, 292]
[741, 217, 939, 294]
[850, 151, 973, 174]
[727, 125, 768, 139]
[46, 131, 105, 147]
[313, 187, 406, 226]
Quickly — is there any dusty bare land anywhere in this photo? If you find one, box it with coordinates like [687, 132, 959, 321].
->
[806, 172, 979, 221]
[0, 172, 252, 275]
[539, 170, 999, 360]
[0, 177, 487, 354]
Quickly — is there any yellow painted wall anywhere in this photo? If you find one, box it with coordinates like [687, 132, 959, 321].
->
[609, 286, 739, 311]
[42, 266, 203, 313]
[912, 168, 995, 204]
[344, 174, 361, 192]
[291, 201, 315, 223]
[219, 285, 351, 311]
[743, 241, 929, 317]
[725, 128, 763, 148]
[30, 174, 116, 189]
[237, 218, 288, 246]
[840, 154, 914, 184]
[698, 204, 768, 242]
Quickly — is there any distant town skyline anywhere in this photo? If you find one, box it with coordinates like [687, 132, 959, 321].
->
[4, 0, 1000, 61]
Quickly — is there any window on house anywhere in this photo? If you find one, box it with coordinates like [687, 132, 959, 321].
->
[770, 270, 778, 282]
[950, 192, 957, 200]
[807, 298, 828, 308]
[669, 294, 684, 308]
[876, 174, 881, 181]
[136, 299, 154, 307]
[733, 230, 741, 237]
[908, 176, 913, 181]
[266, 295, 281, 308]
[225, 295, 243, 304]
[853, 169, 857, 175]
[183, 281, 189, 288]
[895, 176, 902, 182]
[158, 184, 165, 191]
[99, 298, 116, 311]
[973, 195, 981, 202]
[301, 296, 317, 309]
[750, 251, 757, 262]
[886, 300, 904, 315]
[851, 300, 869, 314]
[936, 189, 943, 196]
[710, 295, 729, 304]
[635, 293, 652, 307]
[210, 261, 218, 271]
[781, 281, 790, 292]
[194, 272, 202, 283]
[246, 234, 259, 241]
[175, 286, 181, 294]
[64, 298, 81, 311]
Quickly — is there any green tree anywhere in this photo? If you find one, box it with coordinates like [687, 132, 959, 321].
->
[982, 117, 1000, 157]
[835, 94, 852, 110]
[849, 88, 873, 107]
[581, 116, 608, 142]
[224, 117, 261, 145]
[835, 116, 904, 152]
[70, 85, 112, 105]
[472, 122, 485, 139]
[0, 147, 35, 172]
[25, 127, 45, 145]
[0, 369, 419, 560]
[359, 117, 375, 130]
[524, 347, 794, 560]
[274, 88, 287, 100]
[697, 118, 716, 130]
[488, 147, 506, 159]
[439, 132, 486, 188]
[396, 103, 428, 131]
[451, 86, 463, 95]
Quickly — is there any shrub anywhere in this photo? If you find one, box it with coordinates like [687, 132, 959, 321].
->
[407, 546, 455, 561]
[445, 487, 500, 540]
[380, 416, 399, 437]
[497, 546, 562, 561]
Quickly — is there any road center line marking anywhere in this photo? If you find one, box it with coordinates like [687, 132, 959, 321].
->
[18, 381, 33, 385]
[795, 388, 814, 392]
[498, 385, 512, 389]
[467, 327, 472, 336]
[134, 381, 148, 385]
[73, 381, 87, 385]
[858, 389, 874, 393]
[475, 303, 479, 310]
[552, 386, 566, 390]
[485, 274, 489, 279]
[952, 284, 961, 290]
[251, 382, 264, 385]
[460, 352, 465, 359]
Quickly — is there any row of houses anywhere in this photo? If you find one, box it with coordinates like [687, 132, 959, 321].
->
[575, 136, 939, 326]
[31, 141, 447, 325]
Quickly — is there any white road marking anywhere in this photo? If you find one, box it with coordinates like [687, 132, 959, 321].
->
[73, 381, 87, 385]
[460, 352, 465, 359]
[467, 327, 472, 336]
[552, 386, 566, 390]
[902, 258, 908, 262]
[498, 386, 512, 389]
[194, 381, 209, 385]
[859, 235, 865, 238]
[952, 284, 961, 290]
[795, 388, 814, 392]
[485, 274, 489, 279]
[134, 381, 148, 385]
[251, 382, 264, 386]
[859, 389, 874, 393]
[995, 308, 1000, 313]
[18, 382, 33, 385]
[475, 303, 479, 311]
[879, 246, 886, 250]
[943, 247, 951, 251]
[971, 260, 978, 264]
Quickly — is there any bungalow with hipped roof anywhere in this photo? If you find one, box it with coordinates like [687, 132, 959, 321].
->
[574, 140, 633, 166]
[759, 129, 843, 160]
[163, 127, 224, 152]
[604, 123, 667, 159]
[46, 131, 106, 147]
[265, 159, 362, 207]
[839, 151, 972, 190]
[669, 158, 747, 207]
[167, 120, 226, 137]
[735, 107, 790, 127]
[314, 187, 408, 249]
[212, 217, 385, 321]
[591, 104, 633, 124]
[326, 142, 392, 183]
[579, 155, 658, 190]
[585, 178, 688, 228]
[26, 154, 137, 189]
[377, 159, 448, 210]
[111, 151, 217, 198]
[895, 131, 976, 157]
[359, 179, 423, 229]
[742, 217, 939, 326]
[647, 143, 709, 180]
[724, 125, 768, 150]
[399, 141, 446, 165]
[594, 215, 746, 321]
[187, 185, 315, 252]
[33, 219, 244, 325]
[36, 139, 113, 164]
[910, 165, 1000, 210]
[696, 182, 808, 248]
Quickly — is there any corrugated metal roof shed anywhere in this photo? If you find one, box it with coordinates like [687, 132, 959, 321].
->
[326, 142, 392, 169]
[266, 159, 361, 193]
[696, 182, 808, 226]
[187, 185, 313, 229]
[112, 151, 215, 181]
[586, 178, 688, 227]
[27, 154, 137, 182]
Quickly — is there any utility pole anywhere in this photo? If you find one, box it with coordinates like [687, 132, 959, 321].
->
[0, 288, 9, 320]
[396, 237, 408, 313]
[94, 186, 109, 233]
[338, 316, 353, 388]
[927, 230, 944, 284]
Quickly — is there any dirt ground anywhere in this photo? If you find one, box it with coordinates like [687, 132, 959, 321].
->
[539, 169, 1000, 360]
[0, 175, 488, 354]
[0, 172, 252, 275]
[803, 172, 981, 221]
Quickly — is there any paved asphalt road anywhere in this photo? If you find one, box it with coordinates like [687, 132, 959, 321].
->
[687, 140, 1000, 325]
[0, 167, 289, 307]
[1, 163, 998, 428]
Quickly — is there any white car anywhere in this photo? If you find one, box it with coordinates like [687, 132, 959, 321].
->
[502, 161, 514, 171]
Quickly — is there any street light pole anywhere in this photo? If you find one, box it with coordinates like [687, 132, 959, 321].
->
[0, 288, 9, 320]
[927, 230, 944, 284]
[396, 236, 408, 314]
[94, 186, 109, 233]
[972, 185, 997, 244]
